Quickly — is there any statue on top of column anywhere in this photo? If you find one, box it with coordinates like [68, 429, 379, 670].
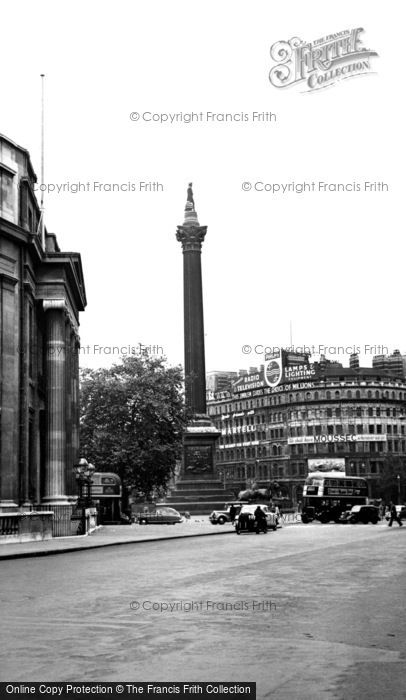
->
[186, 182, 195, 211]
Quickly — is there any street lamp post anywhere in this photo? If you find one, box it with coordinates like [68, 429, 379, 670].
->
[73, 458, 96, 534]
[397, 474, 401, 505]
[85, 463, 96, 507]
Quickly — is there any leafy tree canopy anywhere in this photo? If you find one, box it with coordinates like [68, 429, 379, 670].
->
[80, 356, 187, 499]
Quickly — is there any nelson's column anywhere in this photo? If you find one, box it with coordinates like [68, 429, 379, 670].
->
[167, 185, 233, 513]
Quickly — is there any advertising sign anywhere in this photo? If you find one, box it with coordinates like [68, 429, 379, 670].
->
[232, 372, 266, 394]
[307, 458, 346, 473]
[288, 434, 387, 445]
[264, 349, 319, 388]
[264, 349, 283, 388]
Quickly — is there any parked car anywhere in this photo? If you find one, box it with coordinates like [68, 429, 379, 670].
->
[384, 505, 406, 521]
[137, 507, 183, 525]
[235, 504, 278, 533]
[339, 505, 380, 524]
[209, 502, 248, 525]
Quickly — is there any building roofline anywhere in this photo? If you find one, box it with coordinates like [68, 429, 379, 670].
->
[0, 132, 38, 182]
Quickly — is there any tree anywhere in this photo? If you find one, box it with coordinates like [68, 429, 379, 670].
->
[80, 355, 188, 499]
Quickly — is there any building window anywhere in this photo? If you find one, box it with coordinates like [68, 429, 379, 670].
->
[357, 424, 363, 434]
[347, 390, 352, 399]
[0, 168, 14, 217]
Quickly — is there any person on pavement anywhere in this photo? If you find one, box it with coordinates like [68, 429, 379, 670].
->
[388, 502, 403, 527]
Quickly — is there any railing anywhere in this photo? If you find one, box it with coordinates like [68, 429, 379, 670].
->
[0, 515, 20, 536]
[0, 512, 54, 542]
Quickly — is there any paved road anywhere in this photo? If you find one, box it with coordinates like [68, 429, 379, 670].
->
[1, 523, 405, 699]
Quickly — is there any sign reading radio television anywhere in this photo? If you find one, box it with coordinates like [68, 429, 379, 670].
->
[264, 349, 318, 388]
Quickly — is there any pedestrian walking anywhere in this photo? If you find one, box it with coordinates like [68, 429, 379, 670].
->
[388, 502, 403, 527]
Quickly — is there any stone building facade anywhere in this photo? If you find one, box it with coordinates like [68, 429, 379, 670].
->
[0, 133, 86, 531]
[207, 362, 406, 504]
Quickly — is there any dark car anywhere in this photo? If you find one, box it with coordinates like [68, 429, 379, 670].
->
[137, 507, 183, 525]
[339, 505, 380, 524]
[209, 502, 248, 525]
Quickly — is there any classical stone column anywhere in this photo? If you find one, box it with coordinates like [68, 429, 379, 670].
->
[176, 185, 220, 481]
[176, 184, 208, 416]
[67, 331, 81, 500]
[41, 300, 69, 505]
[0, 272, 19, 511]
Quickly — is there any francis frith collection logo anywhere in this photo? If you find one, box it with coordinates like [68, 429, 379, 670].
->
[269, 28, 378, 92]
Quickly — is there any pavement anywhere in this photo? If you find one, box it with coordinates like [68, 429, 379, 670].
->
[1, 520, 405, 698]
[0, 514, 300, 559]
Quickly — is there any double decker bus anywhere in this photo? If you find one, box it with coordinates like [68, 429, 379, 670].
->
[301, 471, 369, 524]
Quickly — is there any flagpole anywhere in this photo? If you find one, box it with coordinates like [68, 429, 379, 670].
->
[40, 73, 45, 247]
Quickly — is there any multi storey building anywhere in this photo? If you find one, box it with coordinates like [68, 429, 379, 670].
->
[207, 361, 406, 504]
[0, 133, 86, 534]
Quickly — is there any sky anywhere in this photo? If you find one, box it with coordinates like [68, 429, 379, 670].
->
[1, 0, 404, 374]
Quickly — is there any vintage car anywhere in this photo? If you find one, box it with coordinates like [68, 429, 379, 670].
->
[137, 507, 183, 525]
[209, 502, 248, 525]
[235, 504, 278, 534]
[339, 505, 380, 524]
